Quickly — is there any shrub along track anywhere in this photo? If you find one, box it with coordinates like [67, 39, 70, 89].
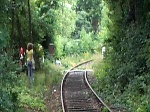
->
[61, 60, 112, 112]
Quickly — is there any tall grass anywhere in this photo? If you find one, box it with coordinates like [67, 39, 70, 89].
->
[61, 52, 101, 69]
[18, 59, 64, 111]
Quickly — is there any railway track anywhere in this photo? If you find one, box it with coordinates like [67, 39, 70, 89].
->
[61, 60, 112, 112]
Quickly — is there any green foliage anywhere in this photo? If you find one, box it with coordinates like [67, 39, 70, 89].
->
[54, 35, 64, 58]
[0, 53, 19, 112]
[72, 11, 92, 38]
[76, 0, 102, 33]
[17, 59, 63, 111]
[57, 28, 98, 57]
[61, 52, 96, 69]
[79, 29, 92, 52]
[41, 59, 63, 86]
[0, 26, 9, 49]
[18, 87, 47, 111]
[0, 0, 10, 49]
[5, 0, 150, 111]
[93, 0, 150, 111]
[0, 0, 105, 111]
[98, 0, 110, 43]
[102, 107, 109, 112]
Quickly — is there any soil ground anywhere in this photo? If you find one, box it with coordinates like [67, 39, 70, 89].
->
[45, 86, 62, 112]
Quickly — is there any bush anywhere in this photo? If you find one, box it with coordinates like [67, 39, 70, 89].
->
[0, 53, 19, 112]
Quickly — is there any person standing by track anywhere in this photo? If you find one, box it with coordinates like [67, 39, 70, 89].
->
[19, 47, 25, 71]
[26, 43, 34, 86]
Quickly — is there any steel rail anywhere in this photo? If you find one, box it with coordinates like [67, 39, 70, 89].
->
[61, 59, 93, 112]
[61, 59, 112, 112]
[84, 70, 112, 112]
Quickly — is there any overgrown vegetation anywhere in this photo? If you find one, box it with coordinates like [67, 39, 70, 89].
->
[1, 0, 101, 111]
[0, 53, 19, 112]
[93, 0, 150, 111]
[18, 59, 63, 111]
[1, 0, 150, 111]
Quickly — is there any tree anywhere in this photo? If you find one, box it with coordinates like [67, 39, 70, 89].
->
[95, 0, 150, 111]
[27, 0, 32, 42]
[76, 0, 102, 33]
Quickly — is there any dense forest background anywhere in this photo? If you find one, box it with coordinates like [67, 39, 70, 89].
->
[0, 0, 150, 111]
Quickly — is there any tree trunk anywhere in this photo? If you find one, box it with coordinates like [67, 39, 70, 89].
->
[126, 0, 136, 23]
[92, 17, 99, 34]
[135, 0, 144, 24]
[11, 0, 15, 39]
[27, 0, 32, 42]
[16, 14, 25, 48]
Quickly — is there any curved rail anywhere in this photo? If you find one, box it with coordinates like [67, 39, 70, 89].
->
[61, 59, 94, 112]
[61, 59, 112, 112]
[84, 70, 112, 112]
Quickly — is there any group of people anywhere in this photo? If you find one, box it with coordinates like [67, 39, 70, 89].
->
[19, 43, 35, 85]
